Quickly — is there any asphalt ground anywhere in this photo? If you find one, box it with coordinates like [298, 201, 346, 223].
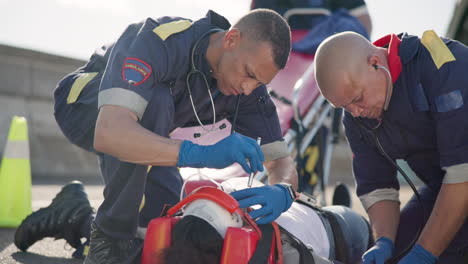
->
[0, 140, 422, 263]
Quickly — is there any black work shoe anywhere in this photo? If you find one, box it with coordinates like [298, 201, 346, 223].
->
[72, 240, 89, 259]
[84, 222, 143, 264]
[14, 181, 93, 251]
[332, 182, 352, 208]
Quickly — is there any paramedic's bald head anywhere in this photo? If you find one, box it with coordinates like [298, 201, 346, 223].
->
[314, 31, 392, 119]
[314, 31, 376, 107]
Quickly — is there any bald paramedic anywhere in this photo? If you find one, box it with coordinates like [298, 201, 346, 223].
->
[49, 9, 298, 264]
[314, 31, 468, 264]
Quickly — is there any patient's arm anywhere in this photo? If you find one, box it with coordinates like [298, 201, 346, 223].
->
[265, 156, 298, 191]
[282, 232, 340, 264]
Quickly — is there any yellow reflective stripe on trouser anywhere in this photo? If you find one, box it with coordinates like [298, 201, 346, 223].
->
[67, 72, 98, 104]
[139, 195, 146, 212]
[421, 30, 456, 69]
[83, 244, 90, 257]
[153, 20, 192, 41]
[138, 165, 153, 212]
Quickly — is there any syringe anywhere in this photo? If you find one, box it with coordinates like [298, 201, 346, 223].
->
[247, 137, 262, 188]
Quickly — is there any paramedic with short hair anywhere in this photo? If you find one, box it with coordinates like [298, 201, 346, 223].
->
[15, 9, 299, 264]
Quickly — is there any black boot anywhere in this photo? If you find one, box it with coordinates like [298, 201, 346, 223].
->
[14, 181, 93, 252]
[72, 240, 90, 259]
[84, 222, 143, 264]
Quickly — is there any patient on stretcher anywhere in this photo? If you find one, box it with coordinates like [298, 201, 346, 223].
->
[152, 178, 372, 264]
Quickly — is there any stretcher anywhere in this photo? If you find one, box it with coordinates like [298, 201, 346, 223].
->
[171, 8, 341, 205]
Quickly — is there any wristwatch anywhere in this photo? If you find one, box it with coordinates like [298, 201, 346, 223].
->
[278, 183, 296, 201]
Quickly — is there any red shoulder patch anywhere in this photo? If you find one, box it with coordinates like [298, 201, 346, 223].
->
[121, 57, 152, 86]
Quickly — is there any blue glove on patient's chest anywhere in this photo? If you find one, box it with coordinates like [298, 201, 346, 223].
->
[398, 244, 437, 264]
[362, 237, 394, 264]
[231, 184, 294, 224]
[177, 133, 264, 174]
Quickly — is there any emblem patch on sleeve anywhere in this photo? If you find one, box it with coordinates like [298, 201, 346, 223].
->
[122, 58, 152, 86]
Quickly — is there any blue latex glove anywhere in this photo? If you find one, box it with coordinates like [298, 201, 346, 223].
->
[362, 237, 394, 264]
[177, 133, 264, 174]
[231, 184, 294, 224]
[398, 244, 437, 264]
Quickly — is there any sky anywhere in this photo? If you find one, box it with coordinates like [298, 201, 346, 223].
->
[0, 0, 458, 60]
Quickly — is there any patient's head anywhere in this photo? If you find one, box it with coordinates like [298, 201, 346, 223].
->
[160, 215, 223, 264]
[160, 199, 244, 264]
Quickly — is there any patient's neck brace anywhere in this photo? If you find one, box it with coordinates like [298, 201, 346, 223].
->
[184, 199, 243, 238]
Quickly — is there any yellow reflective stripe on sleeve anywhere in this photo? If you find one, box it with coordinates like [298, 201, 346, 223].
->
[421, 30, 456, 69]
[153, 20, 192, 41]
[67, 72, 98, 104]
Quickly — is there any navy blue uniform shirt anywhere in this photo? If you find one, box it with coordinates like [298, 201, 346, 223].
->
[343, 32, 468, 197]
[64, 10, 283, 149]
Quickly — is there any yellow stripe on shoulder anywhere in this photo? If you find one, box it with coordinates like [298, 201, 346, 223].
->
[153, 20, 192, 41]
[67, 72, 98, 104]
[421, 30, 456, 69]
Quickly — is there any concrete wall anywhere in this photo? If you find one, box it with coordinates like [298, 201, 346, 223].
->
[0, 44, 100, 180]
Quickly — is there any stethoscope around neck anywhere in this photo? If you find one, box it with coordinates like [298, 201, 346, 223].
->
[186, 28, 243, 138]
